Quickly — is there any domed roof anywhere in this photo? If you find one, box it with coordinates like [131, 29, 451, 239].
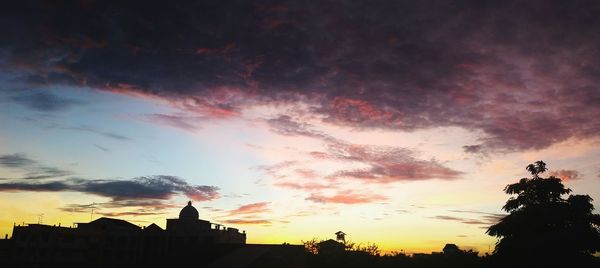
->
[179, 201, 199, 220]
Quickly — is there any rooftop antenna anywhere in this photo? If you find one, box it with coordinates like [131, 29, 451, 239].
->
[37, 213, 44, 224]
[90, 202, 96, 221]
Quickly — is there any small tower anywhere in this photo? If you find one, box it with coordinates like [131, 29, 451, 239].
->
[335, 231, 346, 243]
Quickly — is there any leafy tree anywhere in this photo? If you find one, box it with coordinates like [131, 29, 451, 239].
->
[302, 238, 319, 254]
[302, 238, 380, 256]
[351, 242, 380, 256]
[487, 161, 600, 267]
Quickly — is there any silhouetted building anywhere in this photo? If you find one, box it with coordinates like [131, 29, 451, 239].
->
[4, 201, 247, 267]
[317, 239, 345, 255]
[167, 201, 245, 244]
[0, 237, 10, 267]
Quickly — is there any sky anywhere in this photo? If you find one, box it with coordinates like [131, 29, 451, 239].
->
[1, 0, 600, 254]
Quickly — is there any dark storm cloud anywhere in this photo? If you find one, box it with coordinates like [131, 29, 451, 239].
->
[3, 1, 600, 152]
[0, 175, 220, 201]
[11, 91, 83, 112]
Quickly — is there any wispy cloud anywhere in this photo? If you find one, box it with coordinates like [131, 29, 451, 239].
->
[256, 116, 462, 204]
[143, 113, 203, 131]
[265, 115, 462, 183]
[549, 169, 582, 181]
[12, 91, 84, 112]
[60, 200, 181, 217]
[227, 202, 270, 216]
[46, 124, 131, 141]
[221, 219, 271, 225]
[213, 202, 273, 226]
[320, 141, 462, 182]
[306, 190, 386, 205]
[93, 144, 109, 152]
[432, 210, 506, 227]
[0, 175, 220, 201]
[0, 153, 36, 167]
[0, 153, 72, 180]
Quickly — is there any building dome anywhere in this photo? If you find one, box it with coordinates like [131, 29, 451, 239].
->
[179, 201, 199, 220]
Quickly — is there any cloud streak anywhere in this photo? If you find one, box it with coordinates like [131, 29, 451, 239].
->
[11, 91, 84, 112]
[549, 169, 581, 181]
[0, 153, 72, 180]
[60, 200, 181, 217]
[259, 115, 463, 204]
[265, 115, 462, 183]
[227, 202, 270, 216]
[306, 190, 386, 205]
[0, 175, 219, 201]
[46, 124, 131, 141]
[432, 210, 506, 227]
[0, 153, 36, 168]
[144, 113, 203, 131]
[215, 202, 273, 226]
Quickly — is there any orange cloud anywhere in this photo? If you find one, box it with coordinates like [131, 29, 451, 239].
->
[222, 219, 271, 225]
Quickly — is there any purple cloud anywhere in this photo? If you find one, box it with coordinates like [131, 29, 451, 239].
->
[2, 1, 600, 153]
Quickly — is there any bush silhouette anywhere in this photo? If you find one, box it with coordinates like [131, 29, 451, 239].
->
[487, 161, 600, 267]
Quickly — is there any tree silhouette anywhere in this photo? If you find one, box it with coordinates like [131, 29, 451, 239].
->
[487, 161, 600, 267]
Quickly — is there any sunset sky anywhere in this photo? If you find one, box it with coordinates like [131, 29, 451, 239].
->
[1, 0, 600, 254]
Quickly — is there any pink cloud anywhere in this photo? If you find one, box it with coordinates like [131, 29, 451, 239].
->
[306, 190, 387, 204]
[265, 115, 462, 183]
[227, 202, 270, 216]
[320, 141, 462, 182]
[273, 181, 331, 190]
[549, 169, 581, 181]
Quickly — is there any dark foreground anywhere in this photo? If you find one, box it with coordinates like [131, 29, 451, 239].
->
[1, 239, 598, 268]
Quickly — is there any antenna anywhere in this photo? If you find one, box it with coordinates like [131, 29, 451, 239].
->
[90, 203, 96, 221]
[37, 213, 44, 224]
